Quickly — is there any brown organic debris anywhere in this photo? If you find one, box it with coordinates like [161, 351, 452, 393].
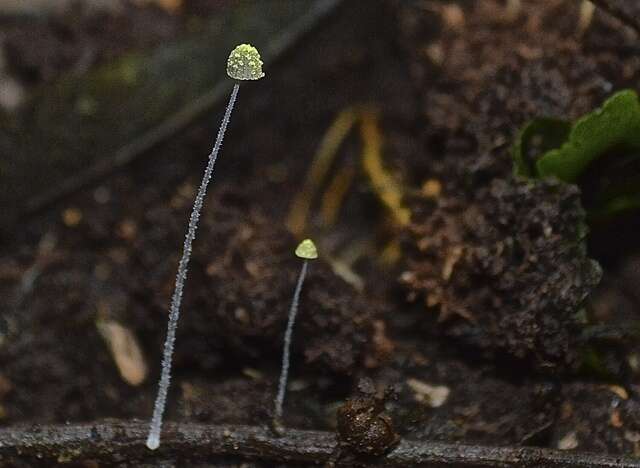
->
[96, 319, 148, 386]
[402, 177, 602, 370]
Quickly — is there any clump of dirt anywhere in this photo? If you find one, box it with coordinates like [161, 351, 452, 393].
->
[402, 175, 602, 371]
[171, 187, 379, 375]
[120, 181, 383, 378]
[335, 379, 400, 458]
[389, 0, 640, 373]
[393, 0, 634, 149]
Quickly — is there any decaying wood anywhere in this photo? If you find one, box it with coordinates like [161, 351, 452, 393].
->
[0, 421, 638, 467]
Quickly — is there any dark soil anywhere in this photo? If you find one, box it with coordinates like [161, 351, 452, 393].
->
[402, 175, 602, 371]
[2, 1, 226, 86]
[1, 0, 640, 466]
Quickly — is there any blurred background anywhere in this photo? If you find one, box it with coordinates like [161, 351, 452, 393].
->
[2, 0, 640, 464]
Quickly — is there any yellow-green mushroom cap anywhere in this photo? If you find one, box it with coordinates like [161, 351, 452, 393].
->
[295, 239, 318, 260]
[226, 44, 265, 81]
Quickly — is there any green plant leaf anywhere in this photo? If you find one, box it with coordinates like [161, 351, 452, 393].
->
[590, 193, 640, 221]
[536, 90, 640, 182]
[512, 118, 571, 177]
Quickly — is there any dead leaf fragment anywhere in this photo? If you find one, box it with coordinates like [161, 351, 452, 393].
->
[578, 0, 595, 34]
[625, 431, 640, 443]
[441, 4, 465, 31]
[242, 368, 263, 381]
[406, 378, 450, 408]
[607, 385, 629, 400]
[558, 431, 579, 450]
[62, 208, 82, 227]
[421, 179, 442, 199]
[97, 319, 148, 386]
[442, 245, 463, 281]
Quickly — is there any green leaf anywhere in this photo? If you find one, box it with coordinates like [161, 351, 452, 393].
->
[536, 90, 640, 182]
[511, 90, 640, 219]
[512, 118, 571, 177]
[589, 193, 640, 221]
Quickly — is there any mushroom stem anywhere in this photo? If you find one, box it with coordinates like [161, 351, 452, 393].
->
[147, 82, 240, 451]
[274, 259, 309, 426]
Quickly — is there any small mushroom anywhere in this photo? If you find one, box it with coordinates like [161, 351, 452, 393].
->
[226, 44, 265, 81]
[147, 42, 264, 451]
[273, 239, 318, 431]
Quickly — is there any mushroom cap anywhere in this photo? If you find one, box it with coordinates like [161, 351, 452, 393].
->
[295, 239, 318, 260]
[226, 44, 265, 81]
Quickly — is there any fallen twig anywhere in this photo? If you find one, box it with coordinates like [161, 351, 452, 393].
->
[0, 421, 638, 467]
[590, 0, 640, 35]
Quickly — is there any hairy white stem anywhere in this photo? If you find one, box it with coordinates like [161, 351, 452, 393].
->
[147, 83, 240, 451]
[274, 260, 309, 423]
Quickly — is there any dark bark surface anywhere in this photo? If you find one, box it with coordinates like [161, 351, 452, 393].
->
[1, 421, 638, 467]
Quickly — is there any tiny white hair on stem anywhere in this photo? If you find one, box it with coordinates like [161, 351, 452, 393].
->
[146, 81, 240, 451]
